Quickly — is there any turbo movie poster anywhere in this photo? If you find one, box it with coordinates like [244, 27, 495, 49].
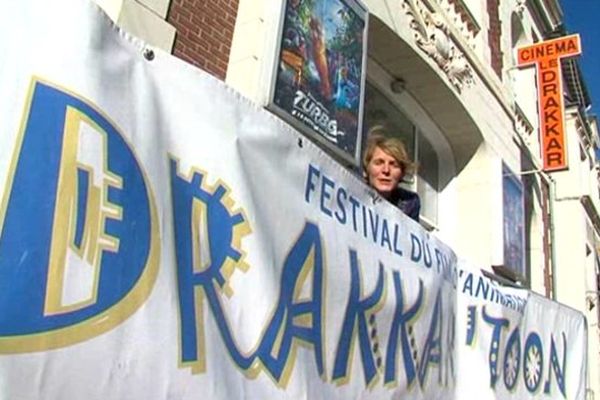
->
[273, 0, 366, 162]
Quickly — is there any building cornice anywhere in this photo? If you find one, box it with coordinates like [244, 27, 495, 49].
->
[403, 0, 519, 120]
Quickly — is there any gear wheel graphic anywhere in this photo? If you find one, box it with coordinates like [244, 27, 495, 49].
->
[525, 344, 542, 391]
[503, 329, 521, 390]
[185, 169, 251, 296]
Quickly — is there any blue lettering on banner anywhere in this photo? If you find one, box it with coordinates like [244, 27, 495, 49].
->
[304, 163, 406, 257]
[0, 79, 159, 352]
[482, 306, 510, 388]
[320, 174, 335, 217]
[331, 252, 455, 390]
[461, 271, 526, 313]
[171, 163, 326, 384]
[384, 271, 424, 386]
[465, 305, 477, 345]
[467, 305, 567, 396]
[334, 186, 348, 224]
[418, 289, 443, 386]
[446, 310, 456, 386]
[170, 173, 458, 392]
[255, 222, 325, 385]
[304, 163, 459, 286]
[165, 159, 463, 392]
[170, 159, 255, 373]
[410, 234, 433, 268]
[385, 273, 455, 389]
[332, 251, 385, 386]
[545, 333, 567, 396]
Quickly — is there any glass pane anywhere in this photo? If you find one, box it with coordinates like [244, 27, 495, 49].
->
[362, 82, 415, 160]
[417, 133, 438, 223]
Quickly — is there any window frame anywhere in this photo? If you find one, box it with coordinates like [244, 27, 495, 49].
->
[362, 69, 446, 229]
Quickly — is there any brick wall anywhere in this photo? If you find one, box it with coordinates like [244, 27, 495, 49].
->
[486, 0, 503, 79]
[167, 0, 239, 79]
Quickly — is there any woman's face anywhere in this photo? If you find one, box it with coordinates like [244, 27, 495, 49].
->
[366, 146, 403, 199]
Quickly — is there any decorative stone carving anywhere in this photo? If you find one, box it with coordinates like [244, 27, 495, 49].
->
[439, 0, 481, 41]
[403, 0, 474, 91]
[514, 107, 534, 144]
[515, 0, 526, 16]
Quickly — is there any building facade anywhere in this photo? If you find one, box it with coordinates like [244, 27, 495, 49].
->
[96, 0, 600, 396]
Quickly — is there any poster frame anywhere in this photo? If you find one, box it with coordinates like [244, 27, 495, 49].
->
[266, 0, 369, 168]
[501, 163, 527, 281]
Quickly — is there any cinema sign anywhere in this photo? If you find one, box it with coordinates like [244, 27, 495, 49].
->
[517, 34, 581, 172]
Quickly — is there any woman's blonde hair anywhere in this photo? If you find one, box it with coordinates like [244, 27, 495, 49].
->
[362, 127, 417, 178]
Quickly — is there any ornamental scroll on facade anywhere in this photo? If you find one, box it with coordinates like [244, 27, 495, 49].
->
[403, 0, 474, 91]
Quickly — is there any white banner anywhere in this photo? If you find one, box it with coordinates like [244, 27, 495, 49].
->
[0, 0, 586, 399]
[456, 266, 587, 399]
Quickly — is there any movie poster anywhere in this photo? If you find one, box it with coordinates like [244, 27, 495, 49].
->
[271, 0, 367, 165]
[502, 164, 526, 279]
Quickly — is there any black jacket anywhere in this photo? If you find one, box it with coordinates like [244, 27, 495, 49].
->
[389, 187, 420, 222]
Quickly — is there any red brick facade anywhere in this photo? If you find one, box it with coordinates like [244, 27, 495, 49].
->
[486, 0, 503, 79]
[167, 0, 239, 79]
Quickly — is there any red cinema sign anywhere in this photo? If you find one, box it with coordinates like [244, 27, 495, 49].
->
[517, 34, 581, 171]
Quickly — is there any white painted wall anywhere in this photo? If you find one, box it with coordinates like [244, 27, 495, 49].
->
[453, 143, 498, 268]
[551, 110, 600, 396]
[227, 0, 282, 105]
[93, 0, 175, 52]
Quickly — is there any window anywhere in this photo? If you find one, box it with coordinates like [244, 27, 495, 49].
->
[362, 81, 440, 226]
[417, 133, 439, 223]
